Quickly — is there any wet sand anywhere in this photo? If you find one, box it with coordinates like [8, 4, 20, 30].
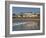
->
[12, 18, 40, 31]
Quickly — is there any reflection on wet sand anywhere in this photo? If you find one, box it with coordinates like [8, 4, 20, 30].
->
[12, 19, 40, 31]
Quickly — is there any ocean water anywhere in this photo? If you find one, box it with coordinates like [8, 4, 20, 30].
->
[12, 19, 40, 31]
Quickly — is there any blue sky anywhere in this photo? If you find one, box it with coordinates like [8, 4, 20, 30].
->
[12, 7, 40, 14]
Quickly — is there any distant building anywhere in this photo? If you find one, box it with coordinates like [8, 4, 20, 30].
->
[23, 13, 33, 17]
[13, 12, 40, 17]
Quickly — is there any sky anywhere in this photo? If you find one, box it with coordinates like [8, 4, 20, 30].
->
[12, 7, 40, 14]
